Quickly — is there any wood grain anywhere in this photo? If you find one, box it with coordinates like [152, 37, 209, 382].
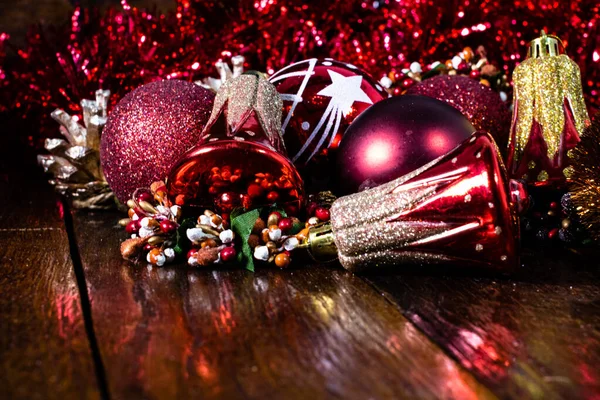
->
[0, 177, 99, 399]
[363, 249, 600, 399]
[72, 210, 493, 400]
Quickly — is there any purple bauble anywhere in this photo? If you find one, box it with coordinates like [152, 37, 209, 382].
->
[406, 75, 511, 151]
[335, 94, 475, 195]
[101, 80, 214, 203]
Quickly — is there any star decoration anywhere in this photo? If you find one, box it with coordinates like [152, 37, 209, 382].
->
[317, 70, 373, 116]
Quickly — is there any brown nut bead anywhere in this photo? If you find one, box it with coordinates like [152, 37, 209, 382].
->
[275, 253, 291, 268]
[296, 228, 310, 242]
[201, 238, 218, 248]
[148, 248, 163, 265]
[261, 228, 270, 243]
[248, 234, 260, 249]
[252, 218, 266, 234]
[211, 214, 223, 226]
[266, 241, 277, 253]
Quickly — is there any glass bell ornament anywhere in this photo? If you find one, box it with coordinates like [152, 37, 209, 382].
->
[167, 72, 305, 217]
[300, 132, 528, 273]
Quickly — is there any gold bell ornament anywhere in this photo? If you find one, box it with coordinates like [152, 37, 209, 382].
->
[507, 31, 590, 187]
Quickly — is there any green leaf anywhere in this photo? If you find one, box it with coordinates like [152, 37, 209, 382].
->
[174, 217, 197, 259]
[231, 208, 260, 272]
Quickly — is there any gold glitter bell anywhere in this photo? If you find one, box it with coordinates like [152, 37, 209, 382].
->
[507, 30, 590, 187]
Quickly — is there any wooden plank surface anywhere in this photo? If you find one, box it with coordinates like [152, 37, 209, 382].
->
[72, 210, 494, 400]
[0, 176, 100, 399]
[363, 249, 600, 399]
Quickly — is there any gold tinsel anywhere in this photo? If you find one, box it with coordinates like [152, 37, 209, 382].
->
[570, 115, 600, 241]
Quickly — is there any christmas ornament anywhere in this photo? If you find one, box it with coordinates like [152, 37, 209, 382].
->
[335, 94, 475, 195]
[507, 31, 590, 186]
[406, 75, 511, 151]
[570, 115, 600, 242]
[38, 89, 115, 209]
[167, 72, 305, 217]
[100, 79, 214, 203]
[269, 58, 387, 186]
[301, 132, 527, 273]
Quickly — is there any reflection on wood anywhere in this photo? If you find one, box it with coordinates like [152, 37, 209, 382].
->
[0, 179, 98, 399]
[73, 210, 493, 399]
[364, 250, 600, 399]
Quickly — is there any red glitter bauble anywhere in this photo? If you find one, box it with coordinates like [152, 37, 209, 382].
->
[100, 80, 214, 203]
[406, 75, 511, 152]
[335, 95, 475, 195]
[269, 59, 387, 189]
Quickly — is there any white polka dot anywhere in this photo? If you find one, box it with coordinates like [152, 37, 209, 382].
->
[375, 84, 383, 91]
[464, 194, 472, 203]
[475, 244, 483, 252]
[301, 121, 310, 131]
[322, 61, 333, 66]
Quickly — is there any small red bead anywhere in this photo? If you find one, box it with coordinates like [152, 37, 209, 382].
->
[137, 191, 154, 204]
[187, 248, 199, 259]
[278, 217, 293, 233]
[457, 61, 469, 71]
[266, 191, 280, 202]
[549, 201, 559, 210]
[143, 244, 154, 251]
[548, 228, 559, 240]
[126, 220, 141, 234]
[220, 246, 237, 262]
[315, 207, 330, 222]
[247, 183, 264, 199]
[160, 220, 178, 234]
[469, 70, 481, 79]
[401, 78, 414, 88]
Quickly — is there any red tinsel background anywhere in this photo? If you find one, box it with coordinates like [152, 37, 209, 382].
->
[0, 0, 599, 164]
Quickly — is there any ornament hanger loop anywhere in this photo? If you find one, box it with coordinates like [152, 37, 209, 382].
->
[526, 30, 565, 59]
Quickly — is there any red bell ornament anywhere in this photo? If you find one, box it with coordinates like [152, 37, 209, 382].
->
[167, 72, 305, 216]
[269, 58, 387, 187]
[507, 31, 590, 186]
[301, 132, 526, 273]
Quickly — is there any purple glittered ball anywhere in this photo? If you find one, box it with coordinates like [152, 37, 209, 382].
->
[406, 75, 511, 151]
[100, 80, 214, 203]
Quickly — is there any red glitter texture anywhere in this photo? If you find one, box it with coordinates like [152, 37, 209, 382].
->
[0, 0, 599, 153]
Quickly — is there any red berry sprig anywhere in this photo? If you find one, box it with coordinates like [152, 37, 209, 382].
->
[119, 181, 181, 266]
[186, 210, 237, 267]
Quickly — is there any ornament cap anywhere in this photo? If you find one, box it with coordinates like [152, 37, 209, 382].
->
[202, 72, 285, 153]
[526, 30, 564, 59]
[299, 222, 339, 262]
